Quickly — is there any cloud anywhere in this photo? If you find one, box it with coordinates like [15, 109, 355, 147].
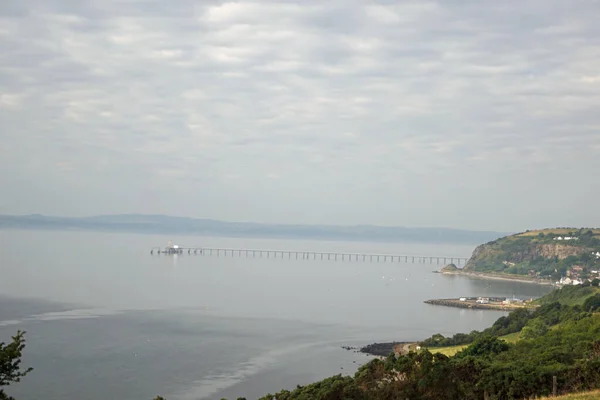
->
[1, 0, 599, 230]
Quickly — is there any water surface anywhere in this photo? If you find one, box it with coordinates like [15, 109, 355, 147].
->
[0, 230, 552, 399]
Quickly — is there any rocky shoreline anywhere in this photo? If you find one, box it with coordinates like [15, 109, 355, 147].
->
[342, 342, 412, 357]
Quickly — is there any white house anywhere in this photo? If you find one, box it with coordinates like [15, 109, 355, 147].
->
[560, 277, 572, 285]
[572, 279, 582, 285]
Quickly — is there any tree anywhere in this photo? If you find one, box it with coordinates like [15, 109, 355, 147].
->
[0, 332, 32, 400]
[456, 335, 509, 358]
[521, 318, 549, 340]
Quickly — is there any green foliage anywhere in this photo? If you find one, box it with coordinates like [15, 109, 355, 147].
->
[535, 285, 600, 306]
[256, 374, 362, 400]
[582, 294, 600, 312]
[455, 335, 510, 358]
[421, 288, 598, 349]
[0, 331, 32, 400]
[521, 318, 549, 339]
[420, 308, 533, 347]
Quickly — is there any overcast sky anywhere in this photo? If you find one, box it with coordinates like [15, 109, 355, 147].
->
[1, 0, 599, 231]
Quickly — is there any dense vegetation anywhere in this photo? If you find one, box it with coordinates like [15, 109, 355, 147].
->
[535, 285, 600, 306]
[465, 228, 600, 279]
[419, 297, 597, 348]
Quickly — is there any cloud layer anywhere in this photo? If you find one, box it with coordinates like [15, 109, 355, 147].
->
[1, 0, 599, 230]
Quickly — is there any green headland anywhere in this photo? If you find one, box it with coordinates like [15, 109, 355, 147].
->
[444, 228, 600, 284]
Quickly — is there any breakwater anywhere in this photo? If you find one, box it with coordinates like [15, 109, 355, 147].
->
[424, 298, 534, 311]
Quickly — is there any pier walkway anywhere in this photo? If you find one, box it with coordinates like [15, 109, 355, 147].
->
[150, 246, 469, 265]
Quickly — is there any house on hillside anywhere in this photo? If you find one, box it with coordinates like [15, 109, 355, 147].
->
[560, 277, 572, 285]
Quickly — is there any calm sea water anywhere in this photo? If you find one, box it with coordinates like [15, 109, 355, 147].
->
[0, 230, 552, 400]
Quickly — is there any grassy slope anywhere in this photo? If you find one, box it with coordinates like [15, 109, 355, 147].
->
[428, 285, 599, 357]
[541, 390, 600, 399]
[429, 331, 521, 357]
[517, 228, 600, 237]
[534, 285, 600, 306]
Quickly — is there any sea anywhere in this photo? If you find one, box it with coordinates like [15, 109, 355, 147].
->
[0, 230, 552, 400]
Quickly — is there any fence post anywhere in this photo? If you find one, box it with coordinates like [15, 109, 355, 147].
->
[484, 390, 489, 400]
[552, 375, 557, 397]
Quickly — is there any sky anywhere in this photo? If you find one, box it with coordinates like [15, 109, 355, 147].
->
[1, 0, 599, 231]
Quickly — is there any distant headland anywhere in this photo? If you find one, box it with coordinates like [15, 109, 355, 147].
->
[0, 214, 507, 245]
[440, 228, 600, 285]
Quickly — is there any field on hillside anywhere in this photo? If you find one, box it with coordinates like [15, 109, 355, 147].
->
[427, 331, 521, 357]
[542, 390, 600, 399]
[518, 228, 600, 237]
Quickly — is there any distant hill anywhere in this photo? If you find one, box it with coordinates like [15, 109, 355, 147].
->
[463, 228, 600, 280]
[0, 214, 506, 244]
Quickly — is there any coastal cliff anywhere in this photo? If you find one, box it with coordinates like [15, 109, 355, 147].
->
[465, 242, 588, 270]
[458, 228, 600, 282]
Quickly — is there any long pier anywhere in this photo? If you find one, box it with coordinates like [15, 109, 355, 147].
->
[150, 246, 469, 265]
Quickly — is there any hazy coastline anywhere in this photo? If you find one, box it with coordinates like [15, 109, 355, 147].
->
[0, 214, 507, 245]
